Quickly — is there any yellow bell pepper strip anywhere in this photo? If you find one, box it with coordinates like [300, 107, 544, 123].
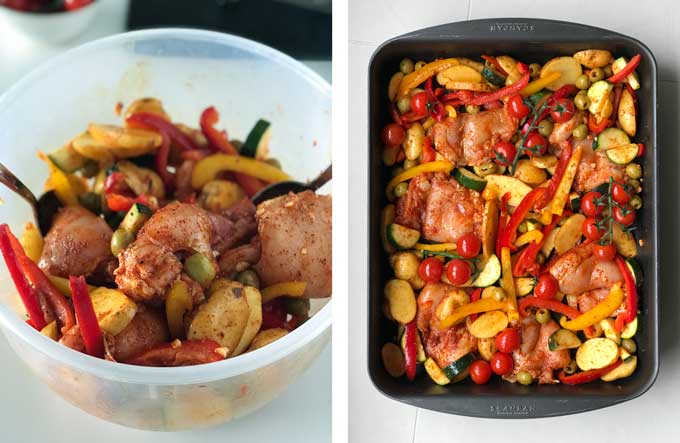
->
[515, 229, 543, 248]
[165, 280, 193, 339]
[538, 144, 583, 224]
[397, 58, 460, 98]
[20, 222, 43, 262]
[386, 160, 454, 198]
[261, 281, 308, 304]
[438, 297, 508, 330]
[414, 242, 457, 252]
[191, 154, 291, 189]
[520, 71, 561, 96]
[500, 246, 519, 323]
[38, 152, 83, 206]
[560, 282, 624, 331]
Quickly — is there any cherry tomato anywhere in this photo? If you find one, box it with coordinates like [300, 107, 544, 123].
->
[506, 95, 530, 119]
[470, 360, 492, 385]
[581, 191, 603, 217]
[613, 206, 636, 226]
[446, 259, 471, 285]
[550, 97, 576, 123]
[456, 232, 481, 258]
[410, 91, 429, 115]
[64, 0, 93, 10]
[524, 132, 548, 157]
[381, 123, 405, 147]
[612, 182, 631, 205]
[582, 217, 603, 241]
[593, 243, 617, 261]
[490, 352, 514, 376]
[534, 273, 559, 300]
[493, 141, 517, 166]
[418, 257, 444, 284]
[495, 328, 521, 353]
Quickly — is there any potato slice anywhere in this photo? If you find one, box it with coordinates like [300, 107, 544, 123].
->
[572, 49, 613, 68]
[513, 159, 548, 186]
[436, 65, 484, 85]
[554, 214, 586, 254]
[613, 223, 637, 258]
[485, 174, 532, 207]
[248, 328, 289, 352]
[477, 337, 497, 361]
[124, 97, 170, 121]
[231, 286, 263, 356]
[496, 55, 521, 81]
[540, 56, 582, 90]
[601, 356, 637, 382]
[72, 132, 115, 163]
[89, 123, 162, 150]
[469, 311, 508, 339]
[445, 81, 495, 92]
[618, 88, 637, 137]
[576, 337, 619, 370]
[90, 287, 138, 335]
[458, 58, 485, 72]
[188, 279, 250, 356]
[384, 279, 417, 324]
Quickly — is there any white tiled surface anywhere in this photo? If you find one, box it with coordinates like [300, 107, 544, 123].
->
[0, 1, 331, 442]
[349, 1, 679, 442]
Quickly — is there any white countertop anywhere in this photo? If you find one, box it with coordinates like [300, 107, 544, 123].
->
[349, 1, 679, 441]
[0, 1, 331, 441]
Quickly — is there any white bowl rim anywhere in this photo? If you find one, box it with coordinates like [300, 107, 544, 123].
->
[0, 28, 332, 385]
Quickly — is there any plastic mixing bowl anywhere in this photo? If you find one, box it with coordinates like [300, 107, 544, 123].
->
[0, 29, 331, 431]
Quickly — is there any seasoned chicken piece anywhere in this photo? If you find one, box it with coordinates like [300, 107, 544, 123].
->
[547, 243, 623, 295]
[39, 206, 113, 278]
[430, 107, 519, 166]
[506, 318, 571, 384]
[565, 137, 625, 192]
[110, 307, 169, 361]
[218, 236, 261, 276]
[577, 287, 626, 316]
[254, 191, 331, 298]
[549, 110, 587, 144]
[415, 283, 452, 332]
[396, 173, 483, 243]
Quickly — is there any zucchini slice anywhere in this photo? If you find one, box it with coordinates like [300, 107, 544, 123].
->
[612, 57, 640, 90]
[601, 356, 637, 382]
[596, 127, 630, 151]
[625, 258, 643, 286]
[472, 254, 501, 287]
[441, 353, 474, 380]
[424, 358, 451, 385]
[621, 316, 638, 339]
[401, 329, 427, 363]
[119, 203, 153, 234]
[481, 66, 505, 87]
[48, 144, 87, 173]
[569, 192, 581, 213]
[548, 328, 582, 351]
[381, 205, 396, 254]
[587, 80, 614, 115]
[386, 223, 420, 250]
[242, 119, 272, 159]
[606, 143, 639, 165]
[515, 277, 536, 296]
[453, 168, 487, 191]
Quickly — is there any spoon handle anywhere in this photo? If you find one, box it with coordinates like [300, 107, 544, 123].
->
[0, 162, 40, 227]
[308, 165, 332, 191]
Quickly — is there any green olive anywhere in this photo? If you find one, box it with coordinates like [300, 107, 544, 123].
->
[535, 251, 546, 265]
[518, 220, 529, 234]
[465, 104, 480, 114]
[628, 178, 641, 190]
[400, 58, 415, 75]
[383, 146, 398, 166]
[603, 65, 613, 77]
[537, 119, 554, 137]
[574, 93, 590, 110]
[265, 158, 282, 169]
[626, 163, 642, 179]
[392, 166, 404, 177]
[575, 74, 591, 90]
[622, 338, 637, 354]
[403, 158, 419, 170]
[394, 182, 409, 198]
[77, 192, 101, 215]
[535, 308, 551, 324]
[473, 162, 498, 177]
[589, 68, 605, 82]
[397, 96, 411, 114]
[185, 253, 217, 286]
[235, 269, 261, 289]
[564, 360, 577, 375]
[630, 195, 643, 210]
[572, 123, 588, 140]
[110, 229, 135, 256]
[284, 297, 310, 317]
[414, 61, 426, 71]
[529, 63, 542, 78]
[517, 371, 533, 385]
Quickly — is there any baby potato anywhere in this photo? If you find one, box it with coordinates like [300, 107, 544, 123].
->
[90, 287, 138, 336]
[188, 279, 250, 356]
[573, 49, 613, 68]
[576, 338, 619, 370]
[402, 122, 424, 161]
[198, 180, 247, 213]
[248, 328, 289, 352]
[540, 56, 583, 90]
[124, 97, 170, 121]
[390, 251, 420, 280]
[384, 279, 417, 324]
[513, 159, 548, 186]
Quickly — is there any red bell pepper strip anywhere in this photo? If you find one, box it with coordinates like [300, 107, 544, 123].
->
[607, 54, 641, 84]
[468, 63, 530, 106]
[469, 288, 482, 322]
[0, 225, 46, 330]
[403, 320, 418, 381]
[558, 360, 623, 385]
[481, 55, 508, 76]
[513, 214, 561, 277]
[615, 256, 638, 325]
[495, 193, 511, 258]
[588, 114, 610, 134]
[69, 275, 104, 358]
[535, 141, 572, 210]
[126, 112, 198, 152]
[498, 187, 546, 251]
[106, 193, 151, 213]
[519, 296, 582, 319]
[422, 136, 436, 163]
[522, 85, 578, 135]
[124, 339, 224, 366]
[441, 90, 474, 104]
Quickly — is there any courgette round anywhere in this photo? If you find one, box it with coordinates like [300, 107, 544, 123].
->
[424, 358, 451, 385]
[605, 143, 639, 165]
[453, 168, 487, 191]
[442, 353, 474, 380]
[548, 328, 582, 351]
[386, 223, 421, 250]
[242, 119, 271, 159]
[625, 258, 644, 287]
[472, 254, 501, 287]
[596, 127, 630, 151]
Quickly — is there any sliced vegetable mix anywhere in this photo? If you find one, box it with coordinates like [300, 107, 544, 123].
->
[380, 51, 645, 386]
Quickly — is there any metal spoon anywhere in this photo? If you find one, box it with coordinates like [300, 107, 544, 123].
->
[252, 164, 332, 205]
[0, 162, 41, 229]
